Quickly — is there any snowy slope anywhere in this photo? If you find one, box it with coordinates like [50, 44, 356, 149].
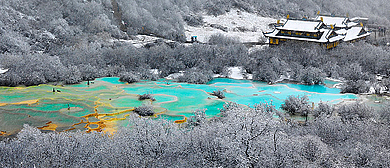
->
[185, 10, 276, 43]
[108, 10, 276, 47]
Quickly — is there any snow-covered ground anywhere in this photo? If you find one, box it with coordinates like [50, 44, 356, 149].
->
[109, 35, 175, 48]
[108, 10, 276, 48]
[213, 67, 253, 80]
[227, 67, 252, 80]
[164, 67, 253, 80]
[185, 10, 276, 43]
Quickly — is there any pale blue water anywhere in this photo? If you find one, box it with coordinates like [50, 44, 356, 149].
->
[0, 77, 358, 134]
[119, 77, 357, 118]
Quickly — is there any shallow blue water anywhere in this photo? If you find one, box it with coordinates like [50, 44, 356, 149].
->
[116, 77, 357, 118]
[0, 77, 358, 134]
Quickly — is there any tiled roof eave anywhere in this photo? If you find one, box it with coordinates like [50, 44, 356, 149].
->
[276, 27, 319, 33]
[266, 34, 340, 43]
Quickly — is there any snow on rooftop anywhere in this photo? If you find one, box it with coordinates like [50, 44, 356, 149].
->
[278, 20, 322, 32]
[316, 16, 347, 27]
[350, 17, 369, 21]
[346, 22, 359, 27]
[344, 27, 370, 41]
[335, 29, 347, 35]
[185, 10, 276, 43]
[328, 34, 345, 42]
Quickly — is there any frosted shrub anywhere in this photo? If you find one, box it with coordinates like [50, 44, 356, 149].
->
[135, 104, 154, 116]
[313, 102, 334, 119]
[338, 102, 373, 123]
[178, 68, 213, 84]
[138, 69, 159, 81]
[208, 33, 240, 45]
[138, 93, 156, 101]
[183, 15, 204, 26]
[297, 66, 325, 85]
[341, 80, 370, 94]
[187, 109, 207, 127]
[379, 103, 390, 124]
[119, 72, 140, 83]
[253, 68, 279, 83]
[211, 90, 225, 99]
[281, 95, 311, 116]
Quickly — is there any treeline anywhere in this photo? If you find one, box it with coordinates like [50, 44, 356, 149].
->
[200, 0, 390, 25]
[1, 0, 389, 56]
[248, 41, 390, 93]
[1, 34, 390, 94]
[2, 100, 390, 167]
[0, 34, 249, 86]
[1, 0, 390, 94]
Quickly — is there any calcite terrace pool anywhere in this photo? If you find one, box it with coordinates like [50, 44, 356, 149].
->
[0, 77, 357, 135]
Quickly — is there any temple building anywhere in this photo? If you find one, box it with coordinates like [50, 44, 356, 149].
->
[315, 15, 358, 30]
[264, 15, 371, 49]
[315, 15, 371, 42]
[263, 19, 344, 49]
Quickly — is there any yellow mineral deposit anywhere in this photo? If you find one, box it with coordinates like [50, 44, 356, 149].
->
[174, 116, 187, 124]
[12, 99, 39, 106]
[38, 121, 58, 131]
[0, 131, 8, 136]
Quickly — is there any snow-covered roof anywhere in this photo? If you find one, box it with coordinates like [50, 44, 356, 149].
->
[335, 29, 347, 35]
[277, 20, 324, 32]
[327, 33, 345, 42]
[350, 17, 369, 22]
[315, 15, 348, 27]
[346, 22, 359, 27]
[344, 27, 371, 42]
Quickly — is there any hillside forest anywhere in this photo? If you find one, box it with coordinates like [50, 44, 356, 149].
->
[1, 0, 390, 167]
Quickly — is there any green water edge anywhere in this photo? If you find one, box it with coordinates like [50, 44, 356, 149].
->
[0, 77, 359, 135]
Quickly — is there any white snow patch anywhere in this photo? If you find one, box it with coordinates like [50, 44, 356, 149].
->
[246, 74, 253, 80]
[226, 67, 252, 80]
[333, 83, 343, 89]
[185, 10, 276, 43]
[229, 67, 243, 79]
[41, 31, 56, 40]
[249, 45, 269, 53]
[380, 86, 388, 94]
[369, 87, 376, 94]
[325, 77, 343, 83]
[0, 68, 8, 74]
[165, 71, 184, 80]
[150, 69, 160, 75]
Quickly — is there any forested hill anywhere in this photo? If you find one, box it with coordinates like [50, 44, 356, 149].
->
[2, 2, 390, 167]
[0, 0, 390, 87]
[1, 0, 390, 53]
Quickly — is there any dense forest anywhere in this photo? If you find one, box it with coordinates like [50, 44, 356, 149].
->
[2, 101, 390, 167]
[1, 0, 390, 167]
[0, 0, 389, 92]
